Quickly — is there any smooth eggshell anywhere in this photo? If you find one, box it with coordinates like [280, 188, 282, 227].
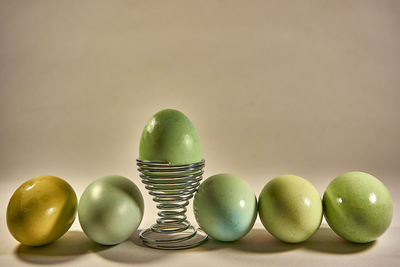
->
[7, 175, 77, 246]
[323, 171, 393, 243]
[78, 175, 144, 245]
[194, 173, 257, 242]
[139, 109, 202, 165]
[258, 175, 323, 243]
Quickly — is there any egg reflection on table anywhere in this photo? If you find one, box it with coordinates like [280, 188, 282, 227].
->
[7, 175, 77, 246]
[323, 171, 393, 243]
[193, 173, 257, 242]
[258, 174, 323, 243]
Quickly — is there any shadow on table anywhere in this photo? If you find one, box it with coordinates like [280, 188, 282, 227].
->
[15, 229, 168, 265]
[304, 227, 375, 254]
[15, 231, 105, 264]
[95, 229, 169, 264]
[196, 227, 375, 255]
[232, 228, 302, 253]
[195, 228, 301, 253]
[14, 227, 375, 263]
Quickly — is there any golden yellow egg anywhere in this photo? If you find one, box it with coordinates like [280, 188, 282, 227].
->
[7, 175, 77, 246]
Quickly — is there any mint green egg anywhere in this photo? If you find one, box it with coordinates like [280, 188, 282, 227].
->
[323, 171, 393, 243]
[194, 174, 257, 242]
[78, 175, 144, 245]
[139, 109, 202, 165]
[259, 175, 323, 243]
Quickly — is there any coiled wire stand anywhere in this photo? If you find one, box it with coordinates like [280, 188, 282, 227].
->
[137, 159, 207, 249]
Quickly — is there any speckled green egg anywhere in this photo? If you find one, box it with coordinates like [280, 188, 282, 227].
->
[259, 175, 323, 243]
[139, 109, 202, 165]
[323, 171, 393, 243]
[78, 175, 144, 245]
[194, 173, 257, 242]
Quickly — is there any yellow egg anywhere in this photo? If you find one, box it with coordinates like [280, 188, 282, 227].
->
[7, 175, 77, 246]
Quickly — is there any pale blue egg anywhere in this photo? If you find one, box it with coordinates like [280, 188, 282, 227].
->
[194, 173, 257, 242]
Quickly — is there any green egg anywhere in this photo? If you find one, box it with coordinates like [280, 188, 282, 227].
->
[258, 175, 323, 243]
[194, 173, 257, 242]
[323, 171, 393, 243]
[78, 175, 144, 245]
[139, 109, 202, 165]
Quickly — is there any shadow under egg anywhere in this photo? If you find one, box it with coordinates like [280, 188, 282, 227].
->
[304, 226, 376, 254]
[15, 230, 105, 264]
[94, 229, 169, 264]
[230, 228, 301, 253]
[193, 228, 301, 253]
[190, 237, 234, 251]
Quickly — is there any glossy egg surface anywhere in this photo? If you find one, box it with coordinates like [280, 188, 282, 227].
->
[139, 109, 202, 165]
[7, 175, 77, 246]
[258, 174, 322, 243]
[323, 171, 393, 243]
[194, 173, 257, 242]
[78, 175, 144, 245]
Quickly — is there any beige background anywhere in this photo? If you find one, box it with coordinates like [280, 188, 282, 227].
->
[0, 0, 399, 266]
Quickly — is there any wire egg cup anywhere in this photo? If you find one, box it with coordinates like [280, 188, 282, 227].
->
[136, 159, 207, 249]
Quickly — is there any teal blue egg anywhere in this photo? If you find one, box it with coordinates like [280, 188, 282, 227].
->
[193, 173, 257, 242]
[78, 175, 144, 245]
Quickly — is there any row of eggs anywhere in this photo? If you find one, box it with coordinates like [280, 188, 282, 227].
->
[137, 109, 393, 243]
[7, 171, 393, 247]
[196, 172, 393, 243]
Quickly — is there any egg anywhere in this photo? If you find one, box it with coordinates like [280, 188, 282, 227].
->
[323, 171, 393, 243]
[258, 175, 323, 243]
[7, 175, 77, 246]
[78, 175, 144, 245]
[139, 109, 202, 165]
[194, 173, 257, 242]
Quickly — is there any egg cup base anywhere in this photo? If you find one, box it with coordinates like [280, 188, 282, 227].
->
[139, 225, 207, 249]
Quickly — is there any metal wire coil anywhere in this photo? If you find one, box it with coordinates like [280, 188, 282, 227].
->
[137, 159, 208, 249]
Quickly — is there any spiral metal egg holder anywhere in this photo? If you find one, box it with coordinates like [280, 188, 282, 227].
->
[136, 159, 207, 249]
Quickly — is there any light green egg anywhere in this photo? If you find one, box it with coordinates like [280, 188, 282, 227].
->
[194, 173, 257, 242]
[139, 109, 202, 165]
[78, 175, 144, 245]
[258, 175, 323, 243]
[323, 171, 393, 243]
